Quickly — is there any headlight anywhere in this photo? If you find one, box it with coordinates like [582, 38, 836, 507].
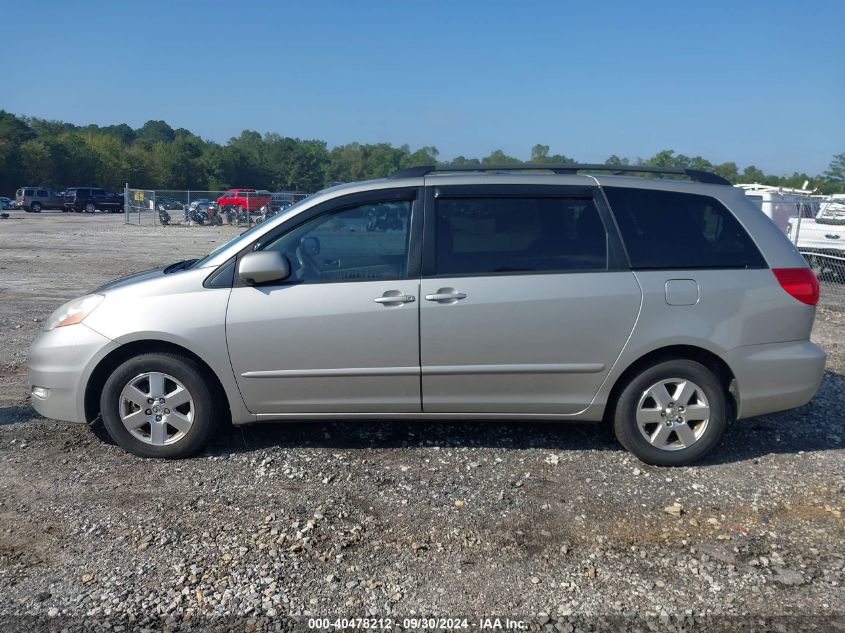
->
[44, 294, 104, 330]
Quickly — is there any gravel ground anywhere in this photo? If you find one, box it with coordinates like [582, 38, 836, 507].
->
[0, 211, 843, 632]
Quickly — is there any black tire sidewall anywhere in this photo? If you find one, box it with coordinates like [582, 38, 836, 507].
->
[613, 359, 727, 467]
[100, 353, 219, 459]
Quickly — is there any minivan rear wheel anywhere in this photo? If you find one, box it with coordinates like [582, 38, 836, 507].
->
[612, 359, 727, 466]
[31, 202, 42, 213]
[100, 353, 221, 458]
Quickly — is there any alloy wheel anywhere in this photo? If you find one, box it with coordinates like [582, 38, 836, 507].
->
[118, 372, 194, 445]
[636, 378, 710, 451]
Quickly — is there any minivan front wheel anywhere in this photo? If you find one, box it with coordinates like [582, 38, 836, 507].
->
[100, 353, 220, 458]
[613, 359, 727, 466]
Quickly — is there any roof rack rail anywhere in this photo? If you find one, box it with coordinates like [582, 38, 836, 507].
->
[388, 163, 731, 185]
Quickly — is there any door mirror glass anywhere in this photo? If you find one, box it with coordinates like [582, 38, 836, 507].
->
[238, 251, 291, 285]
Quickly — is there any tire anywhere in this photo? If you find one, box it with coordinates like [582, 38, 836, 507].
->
[612, 359, 728, 466]
[31, 202, 42, 213]
[99, 352, 222, 458]
[85, 203, 96, 213]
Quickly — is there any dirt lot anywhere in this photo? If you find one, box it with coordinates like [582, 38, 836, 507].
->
[0, 211, 843, 631]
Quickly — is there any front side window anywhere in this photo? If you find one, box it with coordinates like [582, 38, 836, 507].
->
[264, 200, 412, 282]
[434, 196, 607, 275]
[604, 187, 766, 269]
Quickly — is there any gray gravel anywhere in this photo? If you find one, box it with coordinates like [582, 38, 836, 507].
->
[0, 211, 843, 631]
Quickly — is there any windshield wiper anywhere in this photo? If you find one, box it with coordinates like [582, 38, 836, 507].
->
[164, 259, 198, 274]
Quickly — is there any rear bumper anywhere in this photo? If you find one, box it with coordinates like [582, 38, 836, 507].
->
[28, 324, 118, 423]
[727, 340, 826, 419]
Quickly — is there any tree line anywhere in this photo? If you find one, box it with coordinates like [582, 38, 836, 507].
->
[1, 110, 843, 195]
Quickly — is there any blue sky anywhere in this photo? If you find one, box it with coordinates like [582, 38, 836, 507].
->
[2, 0, 843, 174]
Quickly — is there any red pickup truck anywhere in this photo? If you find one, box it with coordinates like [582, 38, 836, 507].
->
[216, 189, 271, 213]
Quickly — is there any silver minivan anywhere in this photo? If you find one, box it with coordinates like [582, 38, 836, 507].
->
[28, 165, 826, 465]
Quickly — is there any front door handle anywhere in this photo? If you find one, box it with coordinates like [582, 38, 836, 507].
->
[374, 292, 415, 305]
[424, 288, 467, 303]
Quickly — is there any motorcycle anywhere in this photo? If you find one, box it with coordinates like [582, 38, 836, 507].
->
[157, 207, 172, 225]
[185, 202, 222, 225]
[257, 203, 289, 224]
[223, 204, 251, 226]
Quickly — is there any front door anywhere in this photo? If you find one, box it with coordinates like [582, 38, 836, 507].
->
[226, 192, 422, 414]
[419, 186, 641, 414]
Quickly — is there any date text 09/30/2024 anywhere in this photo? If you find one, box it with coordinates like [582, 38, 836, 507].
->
[307, 618, 527, 630]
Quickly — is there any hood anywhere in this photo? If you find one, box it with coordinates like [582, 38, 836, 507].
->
[93, 266, 167, 293]
[92, 258, 198, 294]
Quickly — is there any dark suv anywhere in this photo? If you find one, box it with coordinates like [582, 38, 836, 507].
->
[64, 188, 124, 213]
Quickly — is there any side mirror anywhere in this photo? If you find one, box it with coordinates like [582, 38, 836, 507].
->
[238, 251, 291, 285]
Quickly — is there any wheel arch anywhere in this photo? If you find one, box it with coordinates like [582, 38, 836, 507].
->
[84, 339, 232, 425]
[603, 344, 738, 423]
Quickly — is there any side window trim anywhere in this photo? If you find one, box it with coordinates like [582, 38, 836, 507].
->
[421, 184, 628, 278]
[233, 187, 422, 288]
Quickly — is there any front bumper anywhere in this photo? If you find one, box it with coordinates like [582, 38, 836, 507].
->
[28, 324, 117, 423]
[727, 340, 826, 419]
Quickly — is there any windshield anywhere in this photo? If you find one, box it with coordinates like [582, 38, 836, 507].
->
[188, 196, 312, 269]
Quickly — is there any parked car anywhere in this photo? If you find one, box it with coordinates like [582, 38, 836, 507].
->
[0, 196, 12, 210]
[787, 196, 845, 278]
[216, 188, 271, 221]
[28, 164, 825, 464]
[64, 187, 124, 213]
[15, 187, 65, 212]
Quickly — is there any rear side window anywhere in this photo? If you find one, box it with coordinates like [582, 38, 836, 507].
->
[435, 197, 607, 275]
[604, 188, 766, 269]
[92, 189, 105, 196]
[24, 189, 35, 196]
[37, 189, 48, 197]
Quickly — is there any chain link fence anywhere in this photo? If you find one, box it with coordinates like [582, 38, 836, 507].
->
[124, 185, 309, 227]
[786, 197, 845, 284]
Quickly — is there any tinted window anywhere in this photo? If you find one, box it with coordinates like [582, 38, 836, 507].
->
[434, 197, 607, 275]
[264, 200, 412, 282]
[604, 188, 766, 269]
[37, 189, 48, 197]
[92, 189, 105, 196]
[24, 189, 34, 196]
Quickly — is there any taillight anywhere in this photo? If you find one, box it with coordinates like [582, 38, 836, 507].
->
[772, 267, 820, 305]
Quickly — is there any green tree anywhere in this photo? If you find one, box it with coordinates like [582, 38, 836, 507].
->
[823, 153, 845, 191]
[482, 149, 520, 164]
[19, 139, 56, 185]
[136, 120, 176, 145]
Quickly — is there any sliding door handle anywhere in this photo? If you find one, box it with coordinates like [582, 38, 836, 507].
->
[424, 288, 467, 303]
